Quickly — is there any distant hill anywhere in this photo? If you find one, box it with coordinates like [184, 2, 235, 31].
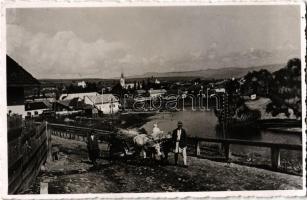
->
[128, 64, 283, 80]
[39, 64, 284, 84]
[39, 78, 117, 87]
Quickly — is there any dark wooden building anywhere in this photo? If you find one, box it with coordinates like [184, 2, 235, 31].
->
[7, 55, 40, 117]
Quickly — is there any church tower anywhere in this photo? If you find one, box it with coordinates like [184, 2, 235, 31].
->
[120, 72, 125, 88]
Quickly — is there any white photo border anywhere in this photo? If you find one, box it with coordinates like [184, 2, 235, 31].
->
[0, 0, 306, 198]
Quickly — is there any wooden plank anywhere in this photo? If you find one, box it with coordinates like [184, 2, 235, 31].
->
[21, 146, 47, 193]
[22, 137, 47, 175]
[190, 137, 301, 151]
[7, 127, 22, 142]
[8, 157, 22, 185]
[36, 125, 46, 138]
[8, 171, 22, 194]
[7, 121, 48, 194]
[259, 119, 301, 128]
[8, 137, 21, 168]
[22, 154, 38, 181]
[7, 116, 22, 130]
[47, 123, 113, 134]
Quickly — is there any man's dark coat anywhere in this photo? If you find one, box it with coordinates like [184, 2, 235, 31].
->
[87, 134, 100, 161]
[172, 128, 187, 149]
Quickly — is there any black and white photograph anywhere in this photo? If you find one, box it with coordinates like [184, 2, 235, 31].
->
[3, 3, 306, 196]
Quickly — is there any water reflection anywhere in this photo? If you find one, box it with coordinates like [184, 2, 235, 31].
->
[215, 123, 262, 141]
[141, 109, 301, 145]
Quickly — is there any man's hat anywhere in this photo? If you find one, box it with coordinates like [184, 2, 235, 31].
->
[177, 121, 183, 125]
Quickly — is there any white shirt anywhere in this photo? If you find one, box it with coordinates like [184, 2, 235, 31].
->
[152, 127, 162, 140]
[91, 135, 94, 140]
[176, 129, 182, 141]
[175, 129, 182, 153]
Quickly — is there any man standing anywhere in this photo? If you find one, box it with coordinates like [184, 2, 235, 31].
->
[172, 121, 188, 167]
[87, 131, 100, 166]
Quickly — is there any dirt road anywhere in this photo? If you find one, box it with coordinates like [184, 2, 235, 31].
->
[24, 136, 302, 194]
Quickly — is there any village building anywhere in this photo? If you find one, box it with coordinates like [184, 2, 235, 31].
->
[24, 101, 52, 117]
[77, 81, 87, 88]
[155, 78, 160, 84]
[53, 98, 79, 112]
[135, 89, 147, 96]
[214, 88, 226, 93]
[84, 94, 120, 114]
[25, 93, 56, 103]
[59, 92, 99, 101]
[125, 83, 135, 89]
[53, 97, 93, 116]
[148, 88, 167, 98]
[7, 55, 40, 117]
[123, 82, 143, 90]
[53, 97, 94, 112]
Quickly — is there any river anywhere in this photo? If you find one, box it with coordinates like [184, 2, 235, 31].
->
[141, 109, 301, 144]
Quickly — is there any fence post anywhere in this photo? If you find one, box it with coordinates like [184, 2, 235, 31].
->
[40, 182, 48, 194]
[271, 147, 280, 170]
[222, 142, 230, 161]
[46, 121, 52, 163]
[195, 140, 201, 156]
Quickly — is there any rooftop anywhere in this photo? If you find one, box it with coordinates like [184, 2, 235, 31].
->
[85, 94, 119, 104]
[60, 92, 99, 100]
[25, 101, 52, 111]
[7, 55, 40, 87]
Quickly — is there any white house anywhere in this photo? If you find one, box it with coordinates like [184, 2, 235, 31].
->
[125, 83, 135, 89]
[155, 79, 160, 84]
[148, 89, 167, 98]
[77, 81, 87, 88]
[84, 94, 120, 114]
[214, 88, 226, 93]
[59, 92, 99, 101]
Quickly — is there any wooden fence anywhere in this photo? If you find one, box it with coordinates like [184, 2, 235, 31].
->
[46, 123, 113, 142]
[47, 123, 302, 171]
[8, 116, 50, 194]
[190, 137, 302, 170]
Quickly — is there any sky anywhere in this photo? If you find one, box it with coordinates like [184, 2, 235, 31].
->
[6, 6, 301, 79]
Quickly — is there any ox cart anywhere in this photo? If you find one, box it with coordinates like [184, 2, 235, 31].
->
[107, 130, 173, 163]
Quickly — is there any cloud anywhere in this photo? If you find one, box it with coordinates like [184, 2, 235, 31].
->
[7, 24, 174, 78]
[7, 22, 300, 79]
[7, 25, 127, 79]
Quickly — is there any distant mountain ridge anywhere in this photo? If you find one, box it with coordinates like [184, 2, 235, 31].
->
[39, 64, 284, 82]
[128, 64, 283, 80]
